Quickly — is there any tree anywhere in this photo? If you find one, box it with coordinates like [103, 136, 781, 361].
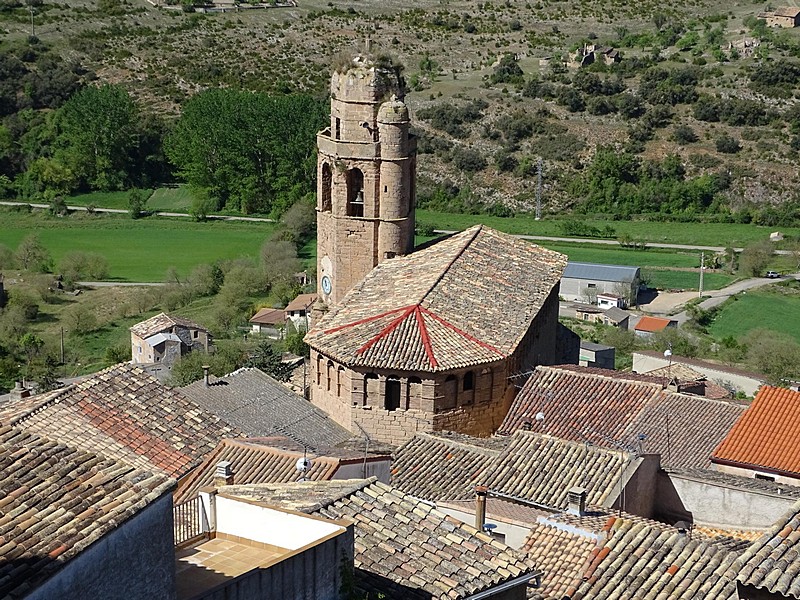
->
[277, 198, 316, 247]
[63, 303, 98, 334]
[260, 240, 301, 285]
[54, 85, 140, 191]
[745, 328, 800, 385]
[18, 332, 43, 379]
[165, 90, 326, 216]
[246, 339, 293, 381]
[128, 188, 145, 219]
[738, 240, 773, 276]
[14, 234, 51, 272]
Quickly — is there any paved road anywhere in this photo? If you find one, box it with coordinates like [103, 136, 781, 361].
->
[0, 201, 275, 223]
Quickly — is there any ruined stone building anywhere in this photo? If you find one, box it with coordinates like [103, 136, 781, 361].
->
[307, 55, 569, 444]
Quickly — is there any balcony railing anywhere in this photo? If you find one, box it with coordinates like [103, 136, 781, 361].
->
[173, 496, 208, 547]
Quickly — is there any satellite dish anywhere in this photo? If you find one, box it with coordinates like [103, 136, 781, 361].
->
[296, 457, 312, 472]
[535, 412, 545, 422]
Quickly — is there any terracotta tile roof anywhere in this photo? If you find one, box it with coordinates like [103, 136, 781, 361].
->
[0, 363, 242, 479]
[635, 349, 767, 380]
[223, 479, 539, 600]
[390, 431, 509, 501]
[499, 366, 744, 470]
[479, 432, 634, 510]
[733, 499, 800, 597]
[306, 225, 567, 372]
[522, 521, 597, 600]
[180, 367, 352, 449]
[0, 426, 174, 598]
[439, 496, 550, 526]
[712, 386, 800, 477]
[130, 312, 208, 337]
[249, 307, 285, 325]
[284, 292, 318, 312]
[634, 315, 674, 332]
[568, 518, 740, 599]
[645, 363, 705, 381]
[174, 437, 389, 503]
[668, 467, 800, 498]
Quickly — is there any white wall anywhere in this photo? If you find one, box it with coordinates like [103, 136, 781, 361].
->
[215, 495, 344, 550]
[632, 352, 764, 396]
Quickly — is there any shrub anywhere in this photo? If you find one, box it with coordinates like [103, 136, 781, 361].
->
[451, 146, 487, 172]
[672, 124, 698, 144]
[715, 134, 741, 154]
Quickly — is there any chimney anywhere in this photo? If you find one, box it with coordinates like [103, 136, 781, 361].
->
[202, 365, 210, 387]
[567, 486, 587, 516]
[475, 485, 488, 531]
[213, 461, 234, 487]
[11, 381, 30, 400]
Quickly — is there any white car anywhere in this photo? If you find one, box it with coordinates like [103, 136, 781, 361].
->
[766, 271, 780, 279]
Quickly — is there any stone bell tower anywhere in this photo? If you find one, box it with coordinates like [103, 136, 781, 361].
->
[315, 55, 417, 310]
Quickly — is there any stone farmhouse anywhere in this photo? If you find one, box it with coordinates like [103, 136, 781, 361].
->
[307, 55, 571, 445]
[130, 312, 211, 370]
[759, 7, 800, 27]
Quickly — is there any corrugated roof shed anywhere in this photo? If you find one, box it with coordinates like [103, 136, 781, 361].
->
[563, 262, 640, 283]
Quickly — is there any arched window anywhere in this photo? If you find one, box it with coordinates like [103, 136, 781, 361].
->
[463, 371, 474, 391]
[337, 366, 345, 397]
[321, 163, 332, 212]
[408, 376, 422, 410]
[347, 168, 364, 217]
[385, 376, 401, 412]
[315, 354, 322, 386]
[365, 373, 379, 406]
[326, 361, 334, 392]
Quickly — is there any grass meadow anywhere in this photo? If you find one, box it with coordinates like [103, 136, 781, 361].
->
[710, 291, 800, 343]
[0, 209, 273, 281]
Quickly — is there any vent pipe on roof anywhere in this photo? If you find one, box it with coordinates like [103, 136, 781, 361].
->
[202, 365, 210, 387]
[567, 486, 587, 516]
[214, 461, 234, 487]
[475, 485, 488, 531]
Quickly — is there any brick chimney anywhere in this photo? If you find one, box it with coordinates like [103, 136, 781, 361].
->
[475, 485, 488, 531]
[214, 461, 234, 487]
[567, 486, 587, 516]
[11, 381, 30, 400]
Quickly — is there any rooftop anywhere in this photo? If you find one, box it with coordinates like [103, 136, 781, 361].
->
[499, 365, 744, 470]
[562, 261, 640, 283]
[634, 315, 674, 332]
[734, 499, 800, 597]
[221, 478, 539, 600]
[0, 362, 242, 478]
[285, 292, 318, 312]
[130, 312, 208, 338]
[174, 437, 388, 503]
[712, 386, 800, 477]
[306, 225, 567, 372]
[0, 426, 174, 598]
[522, 521, 596, 600]
[180, 367, 352, 449]
[635, 349, 767, 380]
[248, 307, 285, 325]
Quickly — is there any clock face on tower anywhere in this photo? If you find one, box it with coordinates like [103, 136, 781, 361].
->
[321, 275, 332, 295]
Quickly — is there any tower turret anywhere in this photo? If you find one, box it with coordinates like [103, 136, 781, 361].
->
[316, 56, 416, 309]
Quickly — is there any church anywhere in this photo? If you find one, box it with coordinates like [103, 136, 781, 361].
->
[306, 54, 571, 444]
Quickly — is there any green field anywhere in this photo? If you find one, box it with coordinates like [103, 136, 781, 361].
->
[416, 210, 800, 249]
[1, 210, 274, 281]
[710, 292, 800, 343]
[146, 186, 196, 212]
[642, 269, 736, 292]
[66, 190, 154, 210]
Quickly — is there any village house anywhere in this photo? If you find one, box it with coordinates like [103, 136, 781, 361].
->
[0, 427, 176, 600]
[180, 367, 353, 448]
[284, 292, 317, 331]
[633, 349, 766, 396]
[130, 312, 211, 370]
[248, 307, 285, 338]
[759, 7, 800, 27]
[579, 340, 615, 369]
[0, 362, 242, 480]
[633, 315, 676, 338]
[560, 261, 640, 307]
[712, 386, 800, 485]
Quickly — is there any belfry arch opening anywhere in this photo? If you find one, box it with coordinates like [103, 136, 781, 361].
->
[347, 168, 364, 217]
[321, 163, 332, 212]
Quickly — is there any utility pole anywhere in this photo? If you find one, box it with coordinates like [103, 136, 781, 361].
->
[535, 157, 543, 220]
[28, 3, 35, 38]
[699, 252, 705, 298]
